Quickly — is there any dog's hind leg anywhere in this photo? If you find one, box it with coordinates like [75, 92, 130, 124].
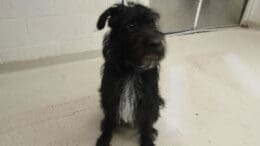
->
[96, 114, 116, 146]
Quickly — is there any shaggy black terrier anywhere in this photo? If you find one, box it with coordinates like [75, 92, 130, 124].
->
[96, 3, 166, 146]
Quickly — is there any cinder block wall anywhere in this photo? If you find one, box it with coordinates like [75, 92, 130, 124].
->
[0, 0, 149, 63]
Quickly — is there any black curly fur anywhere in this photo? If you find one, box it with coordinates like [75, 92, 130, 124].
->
[96, 3, 166, 146]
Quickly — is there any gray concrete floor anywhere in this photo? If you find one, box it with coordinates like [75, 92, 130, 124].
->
[0, 28, 260, 146]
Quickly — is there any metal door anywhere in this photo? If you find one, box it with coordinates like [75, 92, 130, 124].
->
[197, 0, 247, 29]
[150, 0, 199, 33]
[150, 0, 247, 33]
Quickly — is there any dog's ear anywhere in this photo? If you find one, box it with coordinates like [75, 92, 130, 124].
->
[97, 8, 112, 30]
[97, 5, 123, 30]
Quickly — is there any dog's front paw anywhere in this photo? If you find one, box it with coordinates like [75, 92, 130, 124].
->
[141, 142, 155, 146]
[96, 136, 110, 146]
[141, 141, 155, 146]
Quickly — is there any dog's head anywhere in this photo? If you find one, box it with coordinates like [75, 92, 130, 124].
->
[97, 3, 165, 70]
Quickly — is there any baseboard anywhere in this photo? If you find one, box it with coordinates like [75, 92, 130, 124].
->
[0, 50, 101, 74]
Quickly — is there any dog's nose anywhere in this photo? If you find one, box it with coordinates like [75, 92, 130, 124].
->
[149, 38, 161, 47]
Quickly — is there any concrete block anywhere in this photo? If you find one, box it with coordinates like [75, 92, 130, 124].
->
[11, 0, 54, 17]
[0, 19, 29, 48]
[27, 16, 57, 43]
[53, 0, 106, 15]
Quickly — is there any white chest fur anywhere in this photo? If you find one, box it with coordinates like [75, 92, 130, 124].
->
[119, 75, 141, 124]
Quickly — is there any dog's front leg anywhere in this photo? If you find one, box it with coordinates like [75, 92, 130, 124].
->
[96, 114, 116, 146]
[139, 119, 157, 146]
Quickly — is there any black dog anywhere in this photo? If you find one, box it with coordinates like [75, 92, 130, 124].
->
[96, 3, 166, 146]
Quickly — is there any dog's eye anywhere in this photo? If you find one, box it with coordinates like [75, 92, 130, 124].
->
[126, 24, 136, 30]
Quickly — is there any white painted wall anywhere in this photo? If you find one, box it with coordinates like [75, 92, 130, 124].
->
[0, 0, 149, 63]
[242, 0, 260, 27]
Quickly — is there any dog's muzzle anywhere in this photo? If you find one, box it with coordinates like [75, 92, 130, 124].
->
[140, 45, 165, 70]
[141, 54, 160, 69]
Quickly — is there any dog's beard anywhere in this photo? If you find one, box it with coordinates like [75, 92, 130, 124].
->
[142, 60, 158, 69]
[138, 54, 159, 70]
